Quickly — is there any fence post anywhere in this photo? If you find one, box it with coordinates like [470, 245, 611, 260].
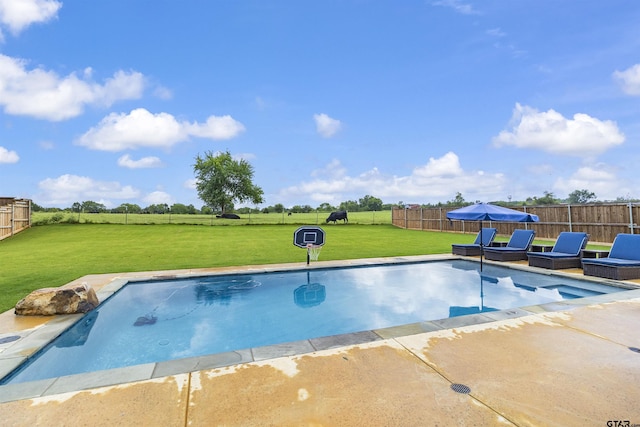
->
[567, 204, 573, 232]
[404, 207, 407, 229]
[11, 203, 15, 237]
[439, 207, 443, 231]
[629, 202, 635, 234]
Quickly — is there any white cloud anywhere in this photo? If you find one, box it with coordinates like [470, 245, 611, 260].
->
[0, 0, 61, 35]
[525, 163, 554, 176]
[0, 54, 145, 121]
[39, 140, 54, 150]
[183, 178, 197, 190]
[186, 115, 246, 140]
[0, 146, 19, 163]
[153, 85, 173, 100]
[234, 152, 256, 161]
[413, 152, 463, 178]
[117, 154, 163, 169]
[431, 0, 479, 15]
[492, 103, 625, 157]
[277, 153, 505, 205]
[37, 174, 140, 206]
[313, 113, 342, 138]
[554, 165, 627, 201]
[486, 28, 506, 37]
[310, 158, 347, 179]
[613, 64, 640, 96]
[76, 108, 245, 151]
[77, 109, 185, 151]
[143, 191, 173, 205]
[98, 70, 147, 106]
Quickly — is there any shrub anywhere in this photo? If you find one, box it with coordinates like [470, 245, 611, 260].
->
[50, 213, 64, 223]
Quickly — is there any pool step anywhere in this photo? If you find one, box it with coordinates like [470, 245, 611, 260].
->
[542, 285, 603, 299]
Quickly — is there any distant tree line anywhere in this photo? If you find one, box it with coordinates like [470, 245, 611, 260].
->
[30, 194, 393, 214]
[257, 195, 388, 214]
[31, 201, 204, 214]
[411, 189, 640, 209]
[30, 189, 640, 215]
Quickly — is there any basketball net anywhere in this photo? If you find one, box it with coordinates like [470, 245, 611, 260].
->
[306, 244, 322, 261]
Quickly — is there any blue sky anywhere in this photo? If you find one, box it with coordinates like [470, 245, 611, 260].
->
[1, 0, 639, 209]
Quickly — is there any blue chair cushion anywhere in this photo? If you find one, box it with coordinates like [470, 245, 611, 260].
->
[608, 234, 640, 261]
[506, 229, 535, 249]
[472, 228, 497, 246]
[552, 232, 588, 255]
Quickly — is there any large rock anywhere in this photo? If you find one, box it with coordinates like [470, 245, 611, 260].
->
[15, 284, 99, 316]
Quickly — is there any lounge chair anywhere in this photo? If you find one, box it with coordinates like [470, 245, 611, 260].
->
[483, 229, 536, 261]
[527, 232, 589, 270]
[451, 227, 497, 256]
[582, 233, 640, 280]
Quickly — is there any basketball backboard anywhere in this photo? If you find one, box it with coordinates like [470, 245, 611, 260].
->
[293, 226, 325, 248]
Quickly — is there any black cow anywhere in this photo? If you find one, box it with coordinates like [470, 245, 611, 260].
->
[216, 213, 240, 219]
[326, 210, 348, 224]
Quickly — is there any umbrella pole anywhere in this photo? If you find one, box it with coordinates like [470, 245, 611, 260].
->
[479, 221, 483, 272]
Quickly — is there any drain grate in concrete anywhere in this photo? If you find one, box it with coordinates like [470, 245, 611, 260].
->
[0, 336, 20, 345]
[451, 383, 471, 394]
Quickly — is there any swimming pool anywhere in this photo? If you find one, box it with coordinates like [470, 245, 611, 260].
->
[0, 259, 628, 385]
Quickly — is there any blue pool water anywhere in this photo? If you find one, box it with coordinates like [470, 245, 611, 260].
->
[1, 260, 624, 384]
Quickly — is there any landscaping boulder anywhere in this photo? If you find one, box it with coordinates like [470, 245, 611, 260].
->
[15, 284, 99, 316]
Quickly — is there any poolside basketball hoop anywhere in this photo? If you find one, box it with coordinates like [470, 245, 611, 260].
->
[306, 243, 322, 261]
[293, 226, 325, 265]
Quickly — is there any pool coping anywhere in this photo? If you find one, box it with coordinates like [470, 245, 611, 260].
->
[1, 254, 639, 403]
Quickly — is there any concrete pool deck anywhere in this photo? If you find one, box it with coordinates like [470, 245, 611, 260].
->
[1, 255, 640, 426]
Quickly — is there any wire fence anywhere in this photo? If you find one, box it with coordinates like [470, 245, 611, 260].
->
[30, 210, 392, 227]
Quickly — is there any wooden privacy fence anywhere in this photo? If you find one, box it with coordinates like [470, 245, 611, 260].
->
[392, 203, 640, 244]
[0, 199, 31, 241]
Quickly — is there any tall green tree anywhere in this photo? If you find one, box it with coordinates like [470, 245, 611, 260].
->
[567, 189, 596, 204]
[359, 195, 383, 211]
[144, 203, 169, 214]
[447, 192, 466, 206]
[113, 203, 142, 214]
[193, 150, 264, 214]
[81, 200, 106, 213]
[291, 204, 313, 213]
[533, 191, 559, 205]
[318, 202, 335, 212]
[339, 200, 359, 212]
[170, 203, 197, 214]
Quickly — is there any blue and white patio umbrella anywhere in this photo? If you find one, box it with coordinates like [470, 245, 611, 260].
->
[446, 203, 539, 270]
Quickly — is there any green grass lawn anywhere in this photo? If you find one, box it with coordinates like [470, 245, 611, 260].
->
[0, 223, 455, 313]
